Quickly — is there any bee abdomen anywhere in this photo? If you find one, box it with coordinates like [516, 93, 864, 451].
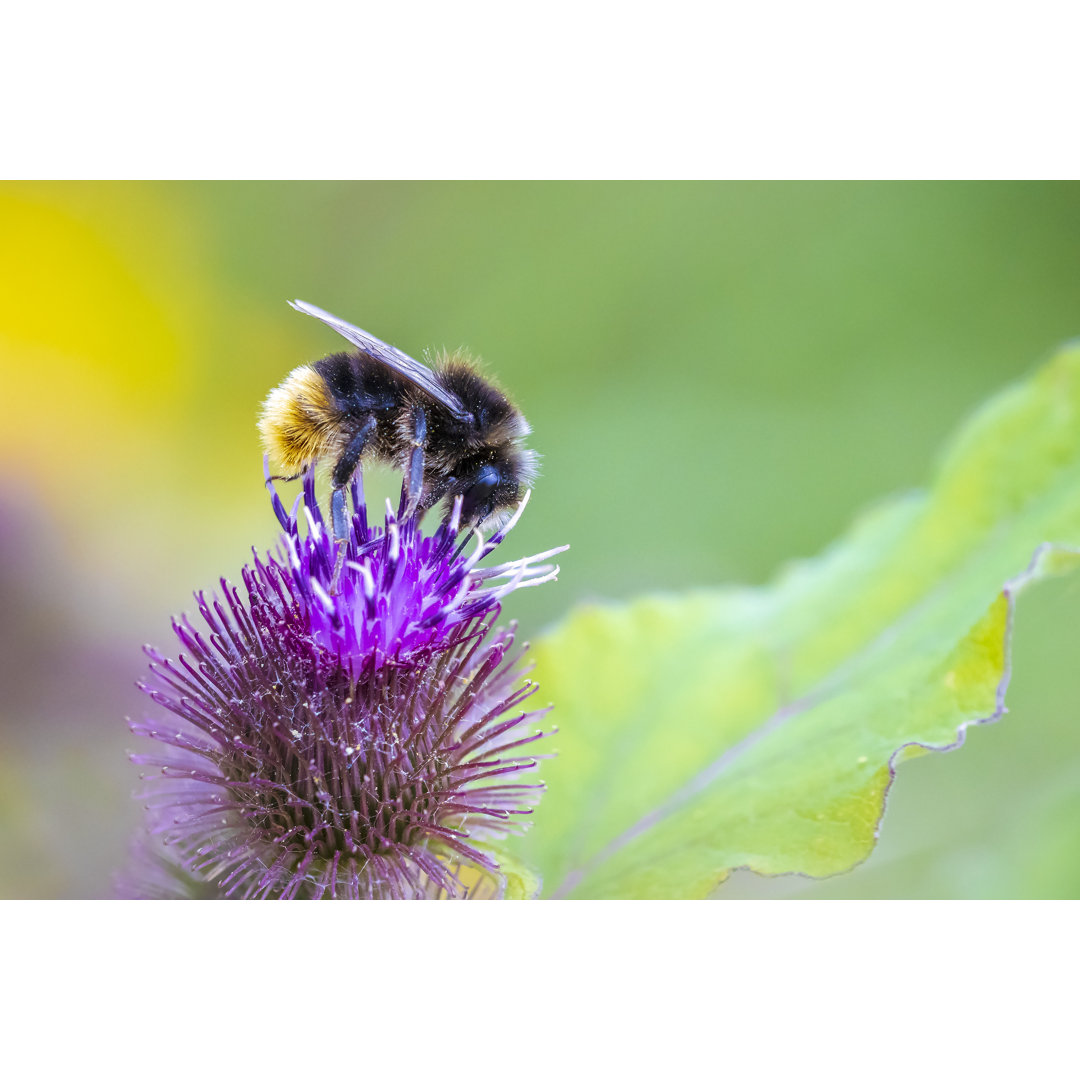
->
[258, 365, 344, 475]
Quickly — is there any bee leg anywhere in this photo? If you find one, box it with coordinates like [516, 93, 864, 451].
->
[404, 405, 427, 520]
[331, 416, 378, 493]
[329, 416, 377, 593]
[329, 489, 350, 593]
[330, 488, 349, 545]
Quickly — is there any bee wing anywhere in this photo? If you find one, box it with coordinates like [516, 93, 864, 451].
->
[289, 299, 473, 423]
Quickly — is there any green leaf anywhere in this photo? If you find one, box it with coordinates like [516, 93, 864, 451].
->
[491, 847, 544, 900]
[511, 342, 1080, 899]
[438, 844, 543, 899]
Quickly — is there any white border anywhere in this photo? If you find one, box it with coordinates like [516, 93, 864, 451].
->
[3, 901, 1074, 1075]
[3, 3, 1078, 178]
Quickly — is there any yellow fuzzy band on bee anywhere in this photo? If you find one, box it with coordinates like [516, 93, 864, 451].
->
[258, 365, 339, 474]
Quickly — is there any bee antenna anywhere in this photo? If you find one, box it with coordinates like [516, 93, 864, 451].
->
[452, 530, 474, 560]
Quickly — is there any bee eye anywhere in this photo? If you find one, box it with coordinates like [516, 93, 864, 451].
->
[459, 463, 502, 524]
[468, 464, 500, 497]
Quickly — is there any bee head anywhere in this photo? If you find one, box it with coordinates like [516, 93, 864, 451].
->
[445, 444, 538, 532]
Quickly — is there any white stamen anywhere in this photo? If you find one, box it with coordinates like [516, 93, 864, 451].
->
[499, 488, 531, 538]
[482, 564, 528, 602]
[462, 527, 493, 573]
[303, 506, 323, 542]
[310, 578, 335, 612]
[475, 562, 556, 582]
[285, 535, 302, 571]
[358, 562, 376, 600]
[507, 565, 561, 589]
[388, 520, 400, 564]
[522, 543, 570, 563]
[474, 544, 570, 581]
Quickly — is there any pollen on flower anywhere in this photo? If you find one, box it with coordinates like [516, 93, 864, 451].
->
[119, 463, 565, 900]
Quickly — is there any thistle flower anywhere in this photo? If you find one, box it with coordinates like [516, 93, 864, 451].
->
[123, 466, 564, 899]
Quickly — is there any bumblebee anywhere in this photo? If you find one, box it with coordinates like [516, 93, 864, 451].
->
[260, 300, 537, 539]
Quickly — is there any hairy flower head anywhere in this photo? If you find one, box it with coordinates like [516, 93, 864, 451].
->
[123, 467, 563, 899]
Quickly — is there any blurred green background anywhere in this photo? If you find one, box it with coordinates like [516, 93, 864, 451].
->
[2, 181, 1079, 899]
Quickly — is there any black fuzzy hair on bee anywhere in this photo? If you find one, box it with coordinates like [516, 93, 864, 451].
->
[259, 301, 537, 544]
